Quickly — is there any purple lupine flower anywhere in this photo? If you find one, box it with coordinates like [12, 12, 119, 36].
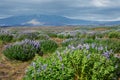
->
[56, 51, 62, 61]
[85, 44, 90, 50]
[4, 44, 11, 49]
[77, 44, 83, 49]
[68, 45, 76, 50]
[37, 69, 41, 73]
[103, 51, 110, 58]
[59, 56, 62, 61]
[98, 46, 103, 51]
[0, 30, 10, 34]
[17, 39, 41, 50]
[91, 43, 95, 49]
[42, 64, 47, 70]
[63, 49, 68, 54]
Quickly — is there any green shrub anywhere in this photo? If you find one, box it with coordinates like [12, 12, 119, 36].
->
[24, 48, 119, 80]
[24, 55, 74, 80]
[15, 32, 39, 41]
[0, 40, 3, 45]
[103, 39, 120, 53]
[37, 34, 49, 40]
[0, 34, 13, 42]
[62, 38, 120, 53]
[57, 34, 73, 39]
[62, 38, 81, 47]
[57, 34, 64, 38]
[3, 39, 41, 61]
[86, 33, 96, 39]
[40, 40, 58, 53]
[108, 31, 120, 39]
[46, 32, 57, 38]
[65, 50, 116, 80]
[83, 38, 99, 43]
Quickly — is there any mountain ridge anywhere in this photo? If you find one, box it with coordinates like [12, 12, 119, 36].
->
[0, 14, 120, 26]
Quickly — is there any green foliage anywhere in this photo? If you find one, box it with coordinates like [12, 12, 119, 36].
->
[86, 33, 104, 39]
[62, 38, 81, 47]
[46, 32, 57, 38]
[0, 34, 13, 42]
[86, 34, 96, 39]
[15, 32, 39, 41]
[40, 40, 58, 53]
[108, 31, 120, 39]
[83, 38, 99, 43]
[37, 34, 49, 40]
[1, 26, 120, 80]
[0, 40, 3, 45]
[3, 44, 36, 61]
[24, 49, 119, 80]
[57, 34, 64, 38]
[65, 50, 116, 80]
[3, 39, 40, 61]
[24, 55, 74, 80]
[57, 34, 73, 39]
[3, 45, 35, 61]
[104, 39, 120, 53]
[62, 38, 120, 53]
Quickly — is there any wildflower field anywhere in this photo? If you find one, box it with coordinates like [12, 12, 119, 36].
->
[0, 26, 120, 80]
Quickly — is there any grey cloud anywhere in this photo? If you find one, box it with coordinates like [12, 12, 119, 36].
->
[0, 0, 120, 21]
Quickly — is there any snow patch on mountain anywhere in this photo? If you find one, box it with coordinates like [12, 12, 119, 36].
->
[22, 19, 44, 25]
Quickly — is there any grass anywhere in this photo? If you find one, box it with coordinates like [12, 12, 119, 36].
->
[0, 50, 40, 80]
[0, 26, 120, 80]
[0, 42, 32, 80]
[0, 41, 52, 80]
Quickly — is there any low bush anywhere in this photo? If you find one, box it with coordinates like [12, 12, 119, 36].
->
[37, 34, 49, 40]
[108, 31, 120, 39]
[46, 32, 57, 38]
[62, 38, 81, 47]
[15, 32, 39, 41]
[40, 40, 58, 53]
[86, 32, 104, 39]
[24, 55, 74, 80]
[3, 39, 41, 61]
[62, 38, 120, 53]
[57, 34, 73, 39]
[0, 34, 13, 42]
[24, 47, 120, 80]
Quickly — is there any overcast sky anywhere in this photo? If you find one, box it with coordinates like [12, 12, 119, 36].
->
[0, 0, 120, 21]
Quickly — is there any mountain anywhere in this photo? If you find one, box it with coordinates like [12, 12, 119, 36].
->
[0, 14, 120, 26]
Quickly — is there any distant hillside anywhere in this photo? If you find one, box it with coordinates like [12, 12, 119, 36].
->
[0, 14, 120, 26]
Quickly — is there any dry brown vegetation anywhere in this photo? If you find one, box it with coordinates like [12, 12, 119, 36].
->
[5, 26, 76, 32]
[0, 44, 32, 80]
[0, 26, 72, 80]
[92, 27, 110, 31]
[0, 26, 119, 80]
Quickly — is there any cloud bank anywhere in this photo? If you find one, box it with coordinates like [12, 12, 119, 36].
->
[0, 0, 120, 21]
